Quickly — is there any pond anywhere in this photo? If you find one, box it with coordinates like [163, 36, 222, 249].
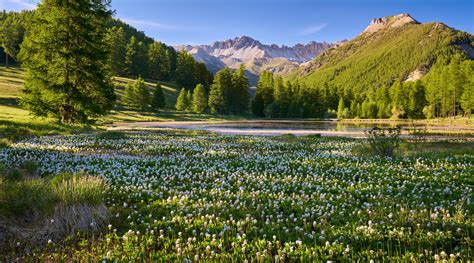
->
[110, 120, 474, 137]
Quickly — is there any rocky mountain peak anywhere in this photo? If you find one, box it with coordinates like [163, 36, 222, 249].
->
[364, 13, 418, 34]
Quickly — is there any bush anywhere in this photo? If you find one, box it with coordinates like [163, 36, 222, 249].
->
[364, 126, 401, 158]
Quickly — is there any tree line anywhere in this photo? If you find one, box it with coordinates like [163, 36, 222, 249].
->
[0, 9, 212, 89]
[252, 52, 473, 119]
[174, 65, 250, 115]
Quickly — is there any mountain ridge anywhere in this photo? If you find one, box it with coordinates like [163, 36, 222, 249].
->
[174, 36, 334, 85]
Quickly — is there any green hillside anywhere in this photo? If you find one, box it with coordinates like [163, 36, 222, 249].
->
[0, 66, 243, 135]
[293, 16, 473, 92]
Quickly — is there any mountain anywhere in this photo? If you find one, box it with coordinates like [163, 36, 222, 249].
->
[291, 13, 473, 90]
[175, 36, 333, 85]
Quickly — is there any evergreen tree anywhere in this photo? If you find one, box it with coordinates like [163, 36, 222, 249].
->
[19, 0, 115, 123]
[0, 12, 27, 67]
[460, 60, 474, 116]
[273, 75, 289, 117]
[230, 64, 250, 114]
[125, 36, 148, 77]
[123, 78, 149, 110]
[192, 83, 207, 113]
[148, 42, 171, 80]
[208, 67, 232, 114]
[407, 81, 427, 119]
[252, 71, 274, 117]
[151, 83, 166, 110]
[194, 62, 213, 88]
[186, 90, 193, 111]
[105, 26, 127, 76]
[123, 82, 137, 108]
[134, 77, 150, 110]
[175, 49, 196, 89]
[175, 88, 188, 111]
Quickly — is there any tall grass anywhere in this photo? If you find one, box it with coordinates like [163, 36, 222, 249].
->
[51, 173, 105, 206]
[0, 164, 107, 219]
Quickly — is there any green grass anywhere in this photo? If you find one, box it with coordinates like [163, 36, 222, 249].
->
[352, 140, 474, 158]
[0, 66, 245, 138]
[0, 164, 106, 219]
[113, 76, 180, 109]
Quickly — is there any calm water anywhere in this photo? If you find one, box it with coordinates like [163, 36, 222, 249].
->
[113, 120, 473, 137]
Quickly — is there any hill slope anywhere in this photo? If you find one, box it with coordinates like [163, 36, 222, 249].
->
[292, 14, 473, 91]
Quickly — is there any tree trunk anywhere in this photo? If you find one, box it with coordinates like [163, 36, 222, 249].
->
[61, 105, 73, 123]
[5, 53, 8, 68]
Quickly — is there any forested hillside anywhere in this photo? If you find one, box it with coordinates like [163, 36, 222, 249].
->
[272, 14, 474, 119]
[0, 10, 212, 90]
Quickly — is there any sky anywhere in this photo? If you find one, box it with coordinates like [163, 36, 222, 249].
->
[1, 0, 473, 46]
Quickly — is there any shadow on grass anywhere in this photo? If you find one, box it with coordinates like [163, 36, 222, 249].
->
[0, 119, 96, 141]
[0, 98, 19, 106]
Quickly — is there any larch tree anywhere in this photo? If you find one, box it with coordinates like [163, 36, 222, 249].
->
[231, 64, 250, 114]
[192, 83, 207, 113]
[208, 67, 232, 114]
[148, 42, 171, 80]
[19, 0, 116, 123]
[151, 83, 166, 110]
[175, 88, 188, 111]
[125, 36, 148, 78]
[105, 26, 127, 76]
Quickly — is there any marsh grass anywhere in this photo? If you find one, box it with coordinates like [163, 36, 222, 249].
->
[352, 140, 474, 158]
[0, 163, 108, 252]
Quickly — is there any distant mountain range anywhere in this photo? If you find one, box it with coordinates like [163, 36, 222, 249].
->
[174, 36, 336, 85]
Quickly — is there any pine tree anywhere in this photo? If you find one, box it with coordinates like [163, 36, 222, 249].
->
[175, 50, 196, 89]
[186, 90, 193, 111]
[105, 26, 127, 76]
[19, 0, 115, 123]
[134, 77, 150, 110]
[125, 36, 148, 78]
[123, 82, 137, 108]
[209, 67, 232, 114]
[252, 71, 274, 117]
[460, 60, 474, 116]
[0, 12, 27, 67]
[407, 81, 427, 119]
[148, 42, 171, 80]
[192, 83, 207, 113]
[175, 88, 188, 111]
[273, 76, 287, 117]
[231, 64, 250, 114]
[151, 83, 166, 110]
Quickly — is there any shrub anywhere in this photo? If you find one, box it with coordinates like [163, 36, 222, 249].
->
[364, 126, 402, 158]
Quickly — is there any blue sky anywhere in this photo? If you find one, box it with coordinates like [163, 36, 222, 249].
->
[2, 0, 473, 46]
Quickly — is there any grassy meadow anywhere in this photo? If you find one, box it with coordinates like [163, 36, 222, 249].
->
[0, 130, 472, 261]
